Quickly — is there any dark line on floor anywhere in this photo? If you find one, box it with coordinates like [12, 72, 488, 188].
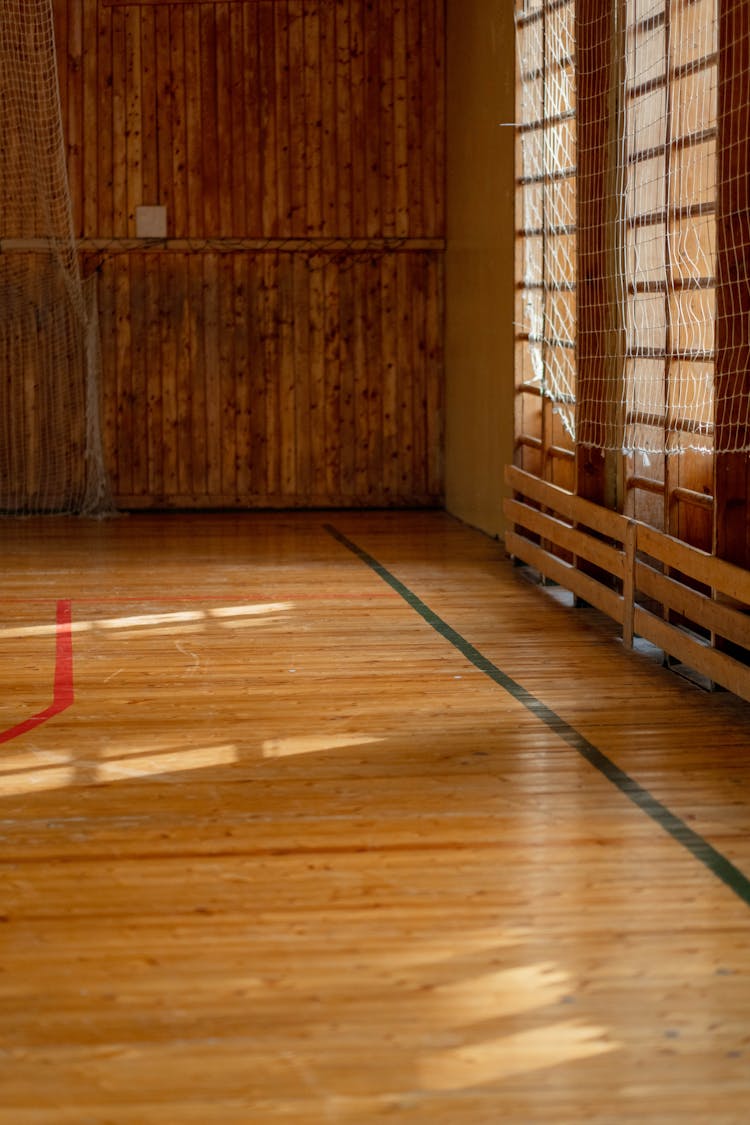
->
[324, 523, 750, 910]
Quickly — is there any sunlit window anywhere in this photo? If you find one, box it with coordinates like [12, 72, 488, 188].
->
[515, 0, 577, 492]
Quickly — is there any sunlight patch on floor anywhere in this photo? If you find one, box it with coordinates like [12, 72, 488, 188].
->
[429, 962, 572, 1020]
[97, 610, 205, 630]
[0, 764, 78, 796]
[0, 621, 92, 639]
[262, 734, 383, 758]
[93, 743, 238, 781]
[0, 742, 239, 793]
[0, 601, 295, 641]
[209, 603, 294, 618]
[420, 1019, 616, 1090]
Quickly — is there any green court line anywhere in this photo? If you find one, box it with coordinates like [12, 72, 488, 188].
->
[325, 523, 750, 909]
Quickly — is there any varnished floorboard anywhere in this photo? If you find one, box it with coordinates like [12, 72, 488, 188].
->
[2, 510, 750, 1123]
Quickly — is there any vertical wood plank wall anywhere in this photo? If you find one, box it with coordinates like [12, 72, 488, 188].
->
[716, 0, 750, 568]
[575, 0, 622, 513]
[53, 0, 445, 508]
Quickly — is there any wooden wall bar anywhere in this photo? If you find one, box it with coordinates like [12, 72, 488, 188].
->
[53, 0, 445, 508]
[716, 0, 750, 567]
[575, 0, 617, 509]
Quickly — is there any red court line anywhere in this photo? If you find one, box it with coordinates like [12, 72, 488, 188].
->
[0, 600, 74, 745]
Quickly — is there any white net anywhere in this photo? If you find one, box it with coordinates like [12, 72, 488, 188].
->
[516, 0, 578, 443]
[516, 0, 750, 456]
[0, 0, 112, 514]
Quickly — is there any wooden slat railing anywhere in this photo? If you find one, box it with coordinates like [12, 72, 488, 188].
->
[504, 465, 633, 639]
[505, 464, 750, 703]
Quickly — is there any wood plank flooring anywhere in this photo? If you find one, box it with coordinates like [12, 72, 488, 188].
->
[1, 510, 750, 1123]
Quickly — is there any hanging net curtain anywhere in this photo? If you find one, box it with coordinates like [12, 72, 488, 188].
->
[516, 0, 750, 456]
[0, 0, 112, 514]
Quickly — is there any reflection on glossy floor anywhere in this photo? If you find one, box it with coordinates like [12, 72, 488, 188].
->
[2, 510, 750, 1123]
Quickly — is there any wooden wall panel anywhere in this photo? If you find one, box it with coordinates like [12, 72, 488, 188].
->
[53, 0, 445, 508]
[83, 249, 444, 508]
[62, 0, 444, 242]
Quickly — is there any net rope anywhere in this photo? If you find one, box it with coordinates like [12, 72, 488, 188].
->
[516, 0, 750, 456]
[0, 0, 112, 514]
[516, 1, 578, 443]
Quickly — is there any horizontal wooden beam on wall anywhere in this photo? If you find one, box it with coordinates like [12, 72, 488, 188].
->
[77, 238, 446, 255]
[102, 1, 294, 7]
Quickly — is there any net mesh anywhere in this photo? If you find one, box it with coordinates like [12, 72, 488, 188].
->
[0, 0, 112, 514]
[516, 0, 750, 456]
[516, 0, 578, 443]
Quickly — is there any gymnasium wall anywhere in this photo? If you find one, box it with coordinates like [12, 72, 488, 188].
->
[444, 0, 516, 538]
[53, 0, 445, 509]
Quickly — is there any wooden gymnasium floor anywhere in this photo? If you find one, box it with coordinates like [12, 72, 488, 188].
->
[2, 509, 750, 1124]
